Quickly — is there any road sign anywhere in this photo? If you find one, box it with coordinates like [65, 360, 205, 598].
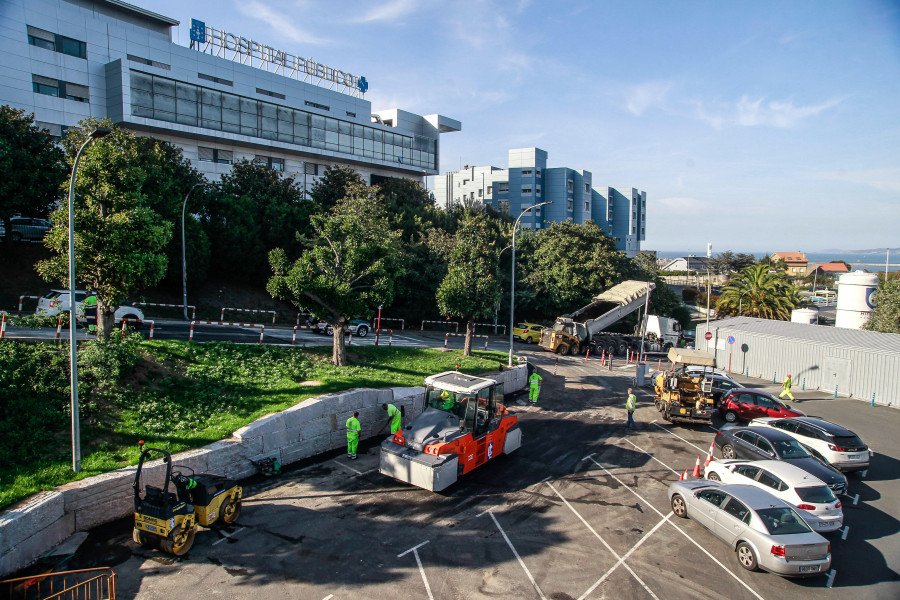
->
[704, 331, 712, 341]
[727, 335, 735, 344]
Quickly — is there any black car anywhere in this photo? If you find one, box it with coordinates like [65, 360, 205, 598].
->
[714, 426, 848, 495]
[701, 375, 743, 402]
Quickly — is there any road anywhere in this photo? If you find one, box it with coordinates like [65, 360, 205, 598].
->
[21, 350, 898, 599]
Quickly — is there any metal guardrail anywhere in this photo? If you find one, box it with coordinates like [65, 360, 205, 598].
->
[421, 320, 459, 333]
[220, 308, 277, 324]
[132, 302, 196, 320]
[1, 567, 117, 600]
[378, 318, 405, 331]
[18, 295, 41, 316]
[190, 321, 265, 343]
[444, 332, 489, 351]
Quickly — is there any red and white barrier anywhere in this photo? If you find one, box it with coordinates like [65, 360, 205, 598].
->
[221, 308, 277, 324]
[190, 321, 265, 343]
[0, 313, 6, 339]
[421, 320, 459, 333]
[18, 295, 41, 316]
[443, 332, 488, 351]
[474, 323, 506, 335]
[120, 318, 155, 340]
[55, 318, 62, 342]
[374, 328, 393, 346]
[132, 302, 196, 320]
[379, 318, 405, 331]
[296, 312, 313, 326]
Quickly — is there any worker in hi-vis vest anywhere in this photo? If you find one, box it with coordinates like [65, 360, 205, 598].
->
[528, 370, 543, 403]
[780, 374, 794, 401]
[382, 402, 402, 434]
[346, 411, 361, 460]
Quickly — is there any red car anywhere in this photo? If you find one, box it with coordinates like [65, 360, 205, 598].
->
[719, 389, 804, 424]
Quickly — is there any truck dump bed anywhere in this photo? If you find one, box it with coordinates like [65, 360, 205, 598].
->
[565, 280, 655, 337]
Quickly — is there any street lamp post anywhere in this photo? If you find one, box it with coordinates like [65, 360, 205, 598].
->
[508, 201, 552, 367]
[68, 126, 111, 473]
[182, 183, 205, 320]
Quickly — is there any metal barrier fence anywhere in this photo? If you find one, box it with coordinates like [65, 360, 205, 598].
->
[421, 320, 459, 333]
[444, 332, 489, 351]
[378, 318, 405, 331]
[220, 308, 277, 324]
[190, 321, 265, 343]
[474, 322, 506, 334]
[0, 313, 6, 339]
[18, 295, 41, 316]
[121, 318, 154, 340]
[0, 567, 117, 600]
[132, 302, 196, 320]
[374, 328, 393, 346]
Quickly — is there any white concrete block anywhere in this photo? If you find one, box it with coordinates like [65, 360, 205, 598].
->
[0, 491, 64, 552]
[299, 415, 333, 439]
[0, 511, 74, 577]
[234, 412, 286, 440]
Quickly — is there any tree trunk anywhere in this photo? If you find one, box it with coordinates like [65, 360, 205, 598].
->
[97, 303, 116, 340]
[332, 322, 347, 366]
[463, 318, 474, 356]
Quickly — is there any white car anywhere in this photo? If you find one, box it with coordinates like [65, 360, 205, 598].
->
[684, 365, 734, 380]
[35, 290, 144, 323]
[704, 459, 843, 533]
[749, 417, 871, 473]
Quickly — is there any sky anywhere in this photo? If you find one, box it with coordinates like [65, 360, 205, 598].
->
[149, 0, 900, 254]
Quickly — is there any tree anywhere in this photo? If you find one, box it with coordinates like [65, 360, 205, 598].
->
[715, 264, 805, 319]
[203, 160, 315, 283]
[267, 181, 402, 366]
[436, 214, 501, 356]
[308, 164, 364, 211]
[0, 105, 68, 250]
[36, 119, 172, 338]
[864, 279, 900, 333]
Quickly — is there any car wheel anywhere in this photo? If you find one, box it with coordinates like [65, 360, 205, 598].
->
[326, 326, 334, 336]
[356, 325, 368, 337]
[616, 340, 628, 355]
[11, 232, 22, 242]
[722, 444, 736, 459]
[723, 410, 738, 423]
[736, 542, 758, 571]
[557, 344, 569, 355]
[525, 337, 534, 344]
[707, 472, 721, 481]
[671, 494, 687, 518]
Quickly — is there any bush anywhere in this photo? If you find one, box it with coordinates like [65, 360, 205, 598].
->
[682, 287, 699, 304]
[79, 330, 143, 389]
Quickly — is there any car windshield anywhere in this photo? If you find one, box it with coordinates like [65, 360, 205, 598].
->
[757, 507, 813, 535]
[425, 386, 459, 413]
[773, 439, 812, 459]
[832, 435, 865, 448]
[795, 486, 836, 504]
[772, 398, 789, 410]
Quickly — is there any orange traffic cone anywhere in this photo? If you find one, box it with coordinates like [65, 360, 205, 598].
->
[692, 455, 702, 478]
[704, 440, 715, 466]
[679, 469, 688, 481]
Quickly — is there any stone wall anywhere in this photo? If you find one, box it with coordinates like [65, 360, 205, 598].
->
[0, 365, 526, 576]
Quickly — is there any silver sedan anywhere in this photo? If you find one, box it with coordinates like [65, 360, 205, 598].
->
[668, 480, 831, 577]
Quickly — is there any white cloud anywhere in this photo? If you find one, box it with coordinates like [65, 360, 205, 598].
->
[696, 95, 844, 129]
[623, 81, 671, 116]
[813, 168, 900, 193]
[356, 0, 422, 23]
[236, 1, 330, 45]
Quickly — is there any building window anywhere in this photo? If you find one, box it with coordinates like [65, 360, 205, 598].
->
[254, 155, 285, 171]
[499, 201, 509, 213]
[32, 75, 89, 102]
[127, 54, 171, 70]
[27, 26, 86, 59]
[522, 169, 532, 176]
[567, 198, 574, 211]
[198, 73, 233, 86]
[256, 88, 286, 100]
[584, 201, 590, 211]
[346, 111, 356, 117]
[197, 146, 232, 164]
[522, 187, 532, 194]
[535, 169, 541, 177]
[305, 162, 318, 175]
[567, 180, 574, 192]
[497, 182, 509, 193]
[32, 75, 59, 97]
[585, 183, 590, 193]
[487, 186, 492, 195]
[63, 82, 89, 102]
[463, 179, 469, 185]
[535, 186, 541, 196]
[305, 100, 330, 111]
[477, 189, 483, 197]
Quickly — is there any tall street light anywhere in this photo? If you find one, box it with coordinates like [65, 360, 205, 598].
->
[508, 201, 552, 367]
[182, 182, 206, 320]
[68, 126, 111, 473]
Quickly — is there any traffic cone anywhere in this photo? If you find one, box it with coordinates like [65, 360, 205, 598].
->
[692, 455, 702, 478]
[680, 469, 688, 481]
[704, 440, 715, 466]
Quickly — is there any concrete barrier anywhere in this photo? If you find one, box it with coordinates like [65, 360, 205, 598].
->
[0, 364, 526, 576]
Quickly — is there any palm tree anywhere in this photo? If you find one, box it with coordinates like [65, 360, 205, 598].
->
[716, 264, 806, 319]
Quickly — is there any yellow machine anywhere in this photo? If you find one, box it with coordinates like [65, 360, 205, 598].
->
[131, 441, 242, 555]
[654, 348, 717, 424]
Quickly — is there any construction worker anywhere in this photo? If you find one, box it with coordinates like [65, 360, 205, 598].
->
[626, 388, 637, 429]
[528, 369, 543, 403]
[780, 374, 795, 401]
[346, 411, 361, 460]
[439, 390, 454, 411]
[381, 402, 402, 434]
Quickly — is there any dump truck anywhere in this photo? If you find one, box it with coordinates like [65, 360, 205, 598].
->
[653, 347, 718, 424]
[379, 371, 521, 492]
[539, 280, 685, 356]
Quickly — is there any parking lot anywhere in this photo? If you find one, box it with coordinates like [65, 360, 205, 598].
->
[49, 349, 900, 599]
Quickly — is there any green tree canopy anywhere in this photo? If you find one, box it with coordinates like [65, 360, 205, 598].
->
[436, 214, 502, 356]
[864, 279, 900, 333]
[36, 119, 172, 338]
[716, 264, 805, 319]
[267, 180, 402, 365]
[0, 105, 68, 249]
[308, 164, 363, 211]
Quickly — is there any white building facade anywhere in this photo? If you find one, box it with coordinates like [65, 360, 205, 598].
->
[0, 0, 460, 192]
[432, 148, 646, 256]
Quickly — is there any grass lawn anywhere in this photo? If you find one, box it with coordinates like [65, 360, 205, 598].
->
[0, 339, 511, 511]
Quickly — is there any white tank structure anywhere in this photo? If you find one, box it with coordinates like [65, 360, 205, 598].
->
[791, 308, 819, 324]
[835, 271, 880, 329]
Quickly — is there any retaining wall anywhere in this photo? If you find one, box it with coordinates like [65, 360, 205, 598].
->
[0, 365, 526, 576]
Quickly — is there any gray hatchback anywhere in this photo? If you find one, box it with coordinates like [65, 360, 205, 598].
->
[668, 480, 831, 577]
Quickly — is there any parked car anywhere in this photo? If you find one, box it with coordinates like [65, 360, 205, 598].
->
[749, 417, 871, 473]
[312, 318, 371, 337]
[684, 365, 734, 379]
[35, 290, 144, 323]
[719, 388, 804, 423]
[0, 217, 52, 242]
[702, 375, 744, 402]
[513, 322, 544, 344]
[713, 426, 848, 495]
[703, 459, 843, 532]
[668, 480, 831, 576]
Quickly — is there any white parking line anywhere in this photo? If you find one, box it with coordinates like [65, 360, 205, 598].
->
[852, 493, 860, 506]
[584, 457, 766, 600]
[484, 510, 548, 600]
[333, 459, 364, 475]
[621, 438, 680, 475]
[841, 526, 850, 540]
[398, 540, 434, 600]
[650, 421, 707, 453]
[211, 526, 245, 545]
[543, 481, 660, 600]
[826, 569, 837, 588]
[322, 595, 334, 600]
[861, 469, 868, 478]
